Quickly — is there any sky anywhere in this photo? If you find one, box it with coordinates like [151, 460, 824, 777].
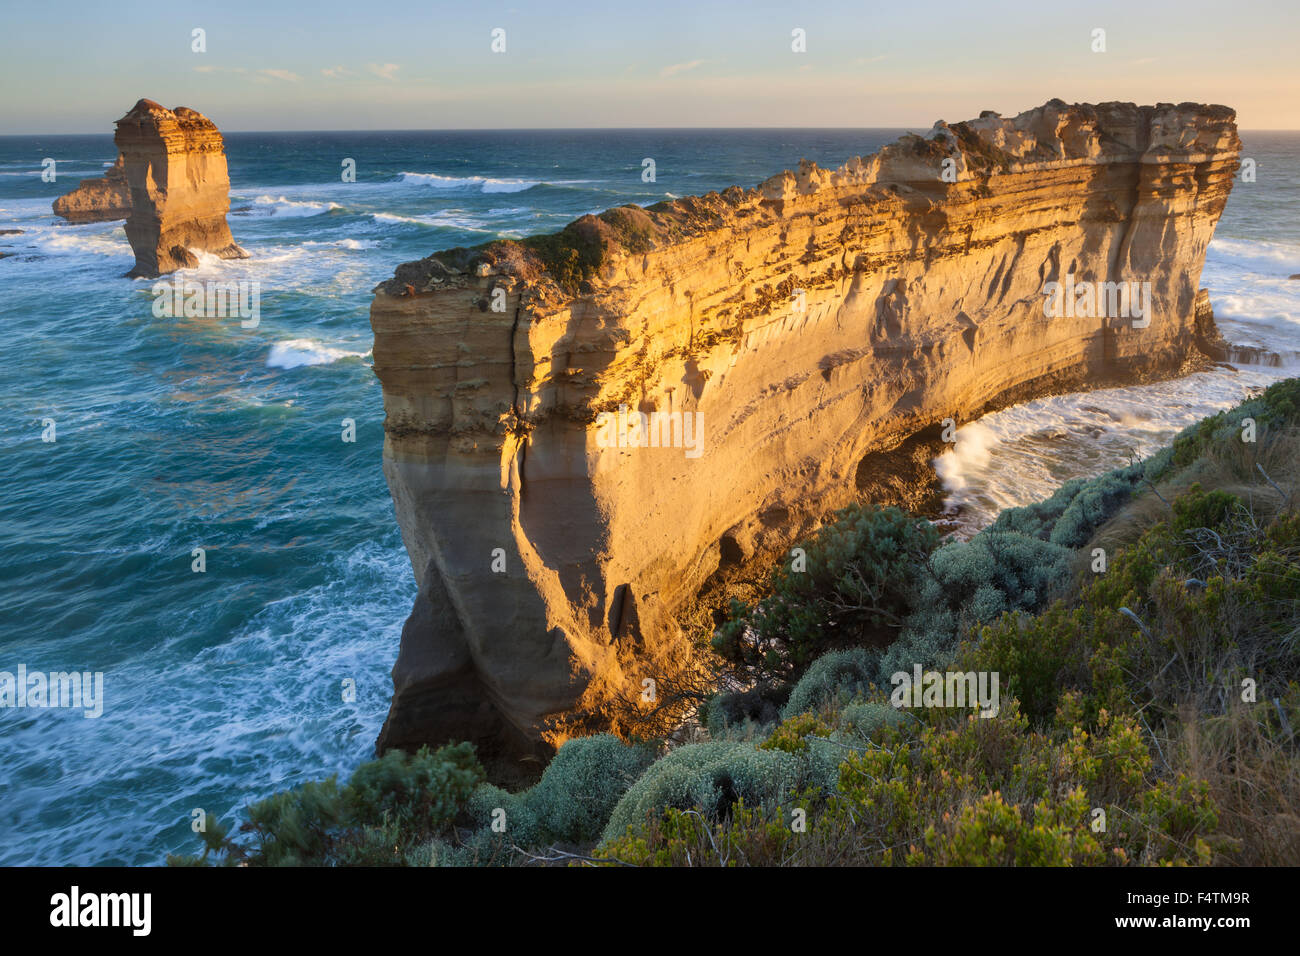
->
[3, 0, 1298, 133]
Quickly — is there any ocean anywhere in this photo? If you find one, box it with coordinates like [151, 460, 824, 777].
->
[0, 129, 1296, 865]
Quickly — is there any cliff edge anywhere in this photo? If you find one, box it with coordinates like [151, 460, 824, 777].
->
[369, 99, 1241, 776]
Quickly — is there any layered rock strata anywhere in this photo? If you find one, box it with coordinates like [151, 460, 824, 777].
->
[370, 99, 1241, 772]
[113, 99, 246, 277]
[52, 154, 132, 222]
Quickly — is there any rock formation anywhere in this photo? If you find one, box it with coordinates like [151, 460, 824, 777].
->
[52, 155, 132, 222]
[369, 99, 1241, 774]
[113, 99, 246, 277]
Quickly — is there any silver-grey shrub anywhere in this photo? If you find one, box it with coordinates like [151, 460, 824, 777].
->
[781, 647, 880, 720]
[601, 742, 801, 844]
[526, 734, 653, 843]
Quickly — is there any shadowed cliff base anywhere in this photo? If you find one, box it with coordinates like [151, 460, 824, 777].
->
[370, 99, 1242, 779]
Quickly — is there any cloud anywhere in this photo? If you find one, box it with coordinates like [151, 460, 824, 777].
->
[193, 65, 246, 74]
[368, 63, 400, 81]
[258, 69, 301, 82]
[322, 66, 354, 78]
[661, 59, 705, 77]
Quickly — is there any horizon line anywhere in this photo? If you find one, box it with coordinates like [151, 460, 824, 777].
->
[6, 125, 1300, 138]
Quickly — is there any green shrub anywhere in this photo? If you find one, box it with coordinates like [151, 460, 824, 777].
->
[595, 802, 803, 867]
[828, 703, 1214, 865]
[1260, 376, 1300, 422]
[702, 684, 791, 737]
[598, 697, 1217, 866]
[172, 743, 484, 867]
[346, 742, 483, 833]
[759, 712, 861, 793]
[759, 712, 834, 753]
[601, 742, 802, 844]
[967, 480, 1300, 732]
[425, 827, 518, 868]
[990, 476, 1089, 540]
[1169, 484, 1239, 534]
[526, 735, 654, 843]
[1048, 465, 1145, 548]
[449, 735, 655, 860]
[838, 700, 912, 740]
[464, 783, 538, 848]
[877, 531, 1072, 683]
[782, 648, 879, 719]
[914, 531, 1072, 627]
[921, 789, 1106, 866]
[1163, 379, 1300, 469]
[713, 505, 940, 679]
[242, 779, 346, 867]
[991, 458, 1150, 550]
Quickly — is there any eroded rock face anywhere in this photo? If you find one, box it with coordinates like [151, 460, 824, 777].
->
[113, 99, 246, 278]
[370, 100, 1240, 773]
[52, 154, 132, 223]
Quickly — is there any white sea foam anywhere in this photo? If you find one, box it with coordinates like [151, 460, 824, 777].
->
[933, 367, 1290, 536]
[245, 195, 342, 218]
[931, 421, 998, 494]
[298, 238, 380, 250]
[266, 338, 370, 369]
[399, 171, 539, 193]
[1207, 237, 1300, 274]
[368, 210, 492, 231]
[1202, 237, 1300, 362]
[26, 222, 127, 258]
[397, 172, 595, 193]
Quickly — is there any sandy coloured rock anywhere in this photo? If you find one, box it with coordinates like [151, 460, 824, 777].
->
[113, 99, 247, 278]
[52, 154, 132, 223]
[369, 99, 1241, 775]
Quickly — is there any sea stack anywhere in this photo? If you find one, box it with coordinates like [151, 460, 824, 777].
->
[52, 154, 132, 222]
[369, 99, 1241, 775]
[113, 99, 246, 278]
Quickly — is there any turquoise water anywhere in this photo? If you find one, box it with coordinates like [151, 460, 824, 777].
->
[0, 130, 1297, 865]
[0, 130, 902, 865]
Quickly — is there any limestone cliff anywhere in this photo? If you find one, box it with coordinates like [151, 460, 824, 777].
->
[52, 154, 132, 222]
[369, 99, 1240, 773]
[113, 99, 246, 278]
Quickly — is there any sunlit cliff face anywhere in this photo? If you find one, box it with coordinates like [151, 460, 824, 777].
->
[369, 100, 1240, 777]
